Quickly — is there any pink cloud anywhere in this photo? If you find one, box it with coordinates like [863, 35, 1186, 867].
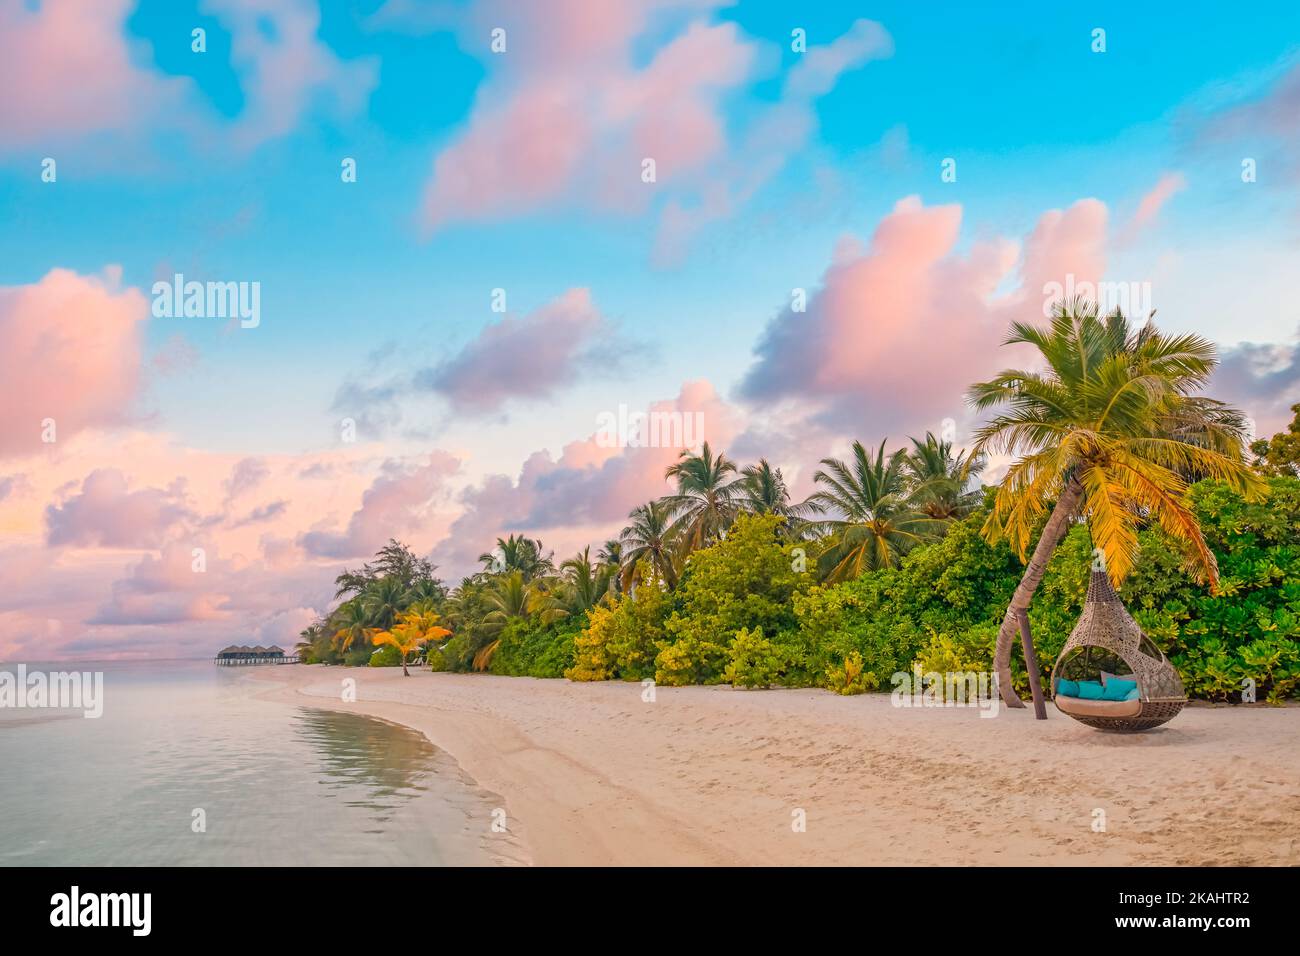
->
[1212, 333, 1300, 439]
[410, 3, 889, 245]
[420, 12, 754, 230]
[784, 18, 894, 98]
[45, 469, 196, 549]
[299, 452, 460, 559]
[651, 19, 893, 264]
[1117, 172, 1187, 245]
[417, 288, 614, 414]
[211, 0, 379, 150]
[0, 0, 183, 148]
[433, 380, 737, 576]
[0, 0, 375, 154]
[223, 457, 271, 504]
[0, 268, 148, 457]
[740, 195, 1111, 438]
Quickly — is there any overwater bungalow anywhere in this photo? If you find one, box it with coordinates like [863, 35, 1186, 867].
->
[214, 644, 296, 665]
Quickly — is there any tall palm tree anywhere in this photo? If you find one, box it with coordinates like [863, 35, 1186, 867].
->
[738, 458, 788, 514]
[905, 432, 985, 520]
[970, 299, 1261, 709]
[806, 440, 941, 582]
[597, 539, 624, 595]
[663, 442, 746, 551]
[737, 458, 815, 532]
[477, 534, 554, 582]
[563, 548, 615, 611]
[360, 575, 409, 631]
[619, 500, 681, 590]
[473, 571, 551, 670]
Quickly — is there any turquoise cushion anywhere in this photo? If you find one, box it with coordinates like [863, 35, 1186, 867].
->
[1076, 680, 1105, 700]
[1123, 687, 1140, 701]
[1056, 678, 1080, 697]
[1101, 678, 1138, 701]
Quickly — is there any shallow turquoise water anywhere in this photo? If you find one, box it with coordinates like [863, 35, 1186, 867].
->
[0, 660, 506, 866]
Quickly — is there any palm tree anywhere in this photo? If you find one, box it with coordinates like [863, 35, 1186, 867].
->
[737, 458, 815, 532]
[806, 440, 942, 582]
[553, 547, 615, 617]
[360, 575, 409, 631]
[738, 458, 789, 514]
[663, 442, 746, 551]
[331, 599, 375, 653]
[473, 571, 550, 670]
[372, 606, 451, 676]
[597, 539, 624, 595]
[905, 432, 985, 520]
[970, 299, 1261, 710]
[477, 534, 554, 582]
[619, 500, 681, 590]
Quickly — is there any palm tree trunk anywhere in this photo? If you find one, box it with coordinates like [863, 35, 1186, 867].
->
[402, 653, 410, 677]
[994, 476, 1084, 709]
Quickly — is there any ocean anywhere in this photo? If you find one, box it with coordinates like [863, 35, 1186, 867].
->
[0, 659, 511, 866]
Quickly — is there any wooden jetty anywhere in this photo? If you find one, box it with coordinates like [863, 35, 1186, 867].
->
[214, 644, 300, 665]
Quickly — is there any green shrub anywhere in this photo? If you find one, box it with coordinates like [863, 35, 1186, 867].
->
[824, 650, 875, 695]
[368, 644, 403, 667]
[654, 634, 729, 686]
[490, 617, 579, 678]
[426, 645, 449, 672]
[724, 627, 797, 688]
[658, 514, 811, 684]
[343, 644, 372, 667]
[913, 623, 995, 676]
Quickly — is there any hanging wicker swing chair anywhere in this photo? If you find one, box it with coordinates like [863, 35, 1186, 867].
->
[1050, 569, 1187, 732]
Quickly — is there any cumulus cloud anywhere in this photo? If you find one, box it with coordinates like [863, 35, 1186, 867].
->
[740, 195, 1110, 437]
[223, 457, 270, 504]
[432, 380, 737, 576]
[86, 543, 326, 633]
[415, 288, 615, 414]
[418, 8, 752, 230]
[1212, 332, 1300, 438]
[333, 288, 625, 429]
[393, 0, 888, 257]
[299, 452, 460, 559]
[0, 474, 30, 503]
[211, 0, 380, 149]
[0, 0, 376, 154]
[0, 268, 148, 457]
[0, 0, 185, 149]
[232, 500, 289, 527]
[652, 18, 894, 264]
[45, 470, 196, 549]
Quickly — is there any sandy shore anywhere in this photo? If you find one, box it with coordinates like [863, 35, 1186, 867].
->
[255, 666, 1300, 866]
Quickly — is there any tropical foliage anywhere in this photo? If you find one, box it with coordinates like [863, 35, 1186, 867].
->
[296, 301, 1298, 704]
[968, 300, 1260, 704]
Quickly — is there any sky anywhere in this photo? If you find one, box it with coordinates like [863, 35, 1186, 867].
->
[1, 0, 1298, 660]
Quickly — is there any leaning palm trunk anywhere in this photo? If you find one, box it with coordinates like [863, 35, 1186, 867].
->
[994, 477, 1084, 708]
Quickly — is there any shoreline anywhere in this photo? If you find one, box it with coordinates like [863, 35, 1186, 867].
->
[254, 665, 1300, 866]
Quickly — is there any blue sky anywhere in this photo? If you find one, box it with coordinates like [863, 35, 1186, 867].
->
[3, 1, 1297, 461]
[1, 0, 1298, 657]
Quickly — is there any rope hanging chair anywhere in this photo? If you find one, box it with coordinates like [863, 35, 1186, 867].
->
[1049, 569, 1187, 732]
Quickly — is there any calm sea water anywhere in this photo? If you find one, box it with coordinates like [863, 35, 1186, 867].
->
[0, 660, 515, 866]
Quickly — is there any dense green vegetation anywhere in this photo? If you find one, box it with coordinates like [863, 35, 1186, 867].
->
[297, 310, 1299, 704]
[297, 477, 1300, 703]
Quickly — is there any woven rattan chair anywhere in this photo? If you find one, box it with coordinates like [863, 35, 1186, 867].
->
[1049, 569, 1187, 732]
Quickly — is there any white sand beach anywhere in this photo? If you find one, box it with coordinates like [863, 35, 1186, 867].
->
[257, 666, 1300, 866]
